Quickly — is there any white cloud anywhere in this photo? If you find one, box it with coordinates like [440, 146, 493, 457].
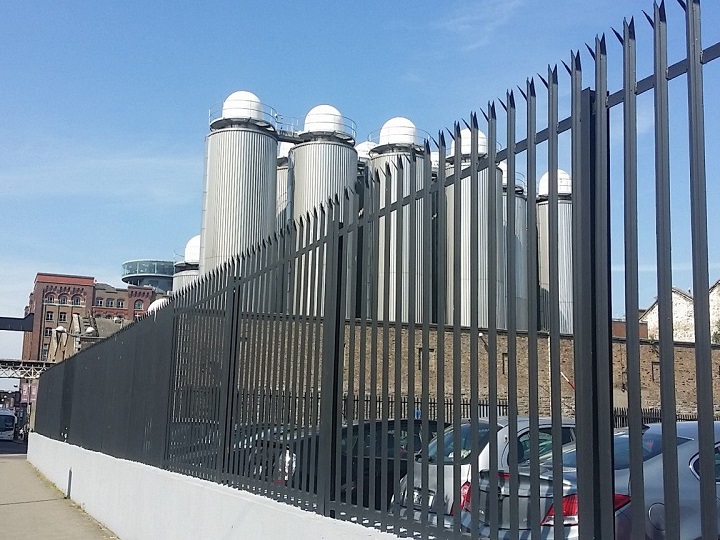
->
[437, 0, 526, 52]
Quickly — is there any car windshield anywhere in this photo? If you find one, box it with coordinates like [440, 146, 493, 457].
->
[1, 415, 14, 430]
[424, 422, 492, 465]
[538, 429, 691, 470]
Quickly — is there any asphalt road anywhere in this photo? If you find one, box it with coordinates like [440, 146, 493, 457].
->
[0, 438, 27, 455]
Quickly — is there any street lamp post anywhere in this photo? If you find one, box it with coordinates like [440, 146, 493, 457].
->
[52, 325, 101, 361]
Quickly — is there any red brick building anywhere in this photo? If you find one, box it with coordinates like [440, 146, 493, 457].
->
[21, 273, 161, 362]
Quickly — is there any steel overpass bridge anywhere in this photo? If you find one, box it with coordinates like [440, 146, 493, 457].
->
[0, 359, 48, 379]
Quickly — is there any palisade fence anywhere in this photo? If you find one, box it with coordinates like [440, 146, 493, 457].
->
[34, 2, 720, 539]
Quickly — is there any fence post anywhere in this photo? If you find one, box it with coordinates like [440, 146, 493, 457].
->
[318, 208, 344, 517]
[572, 80, 615, 538]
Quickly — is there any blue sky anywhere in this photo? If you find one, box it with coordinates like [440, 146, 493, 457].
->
[1, 0, 719, 379]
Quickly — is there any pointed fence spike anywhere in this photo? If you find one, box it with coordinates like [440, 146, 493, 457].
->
[462, 118, 471, 131]
[538, 73, 548, 88]
[676, 0, 686, 10]
[518, 85, 528, 100]
[586, 43, 596, 59]
[612, 27, 623, 44]
[643, 9, 654, 27]
[562, 60, 572, 76]
[471, 112, 478, 129]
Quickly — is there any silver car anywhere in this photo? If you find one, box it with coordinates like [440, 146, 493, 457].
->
[395, 417, 576, 529]
[461, 421, 720, 539]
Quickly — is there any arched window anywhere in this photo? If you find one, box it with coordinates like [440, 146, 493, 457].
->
[59, 295, 68, 305]
[134, 300, 143, 310]
[72, 296, 82, 306]
[44, 294, 55, 304]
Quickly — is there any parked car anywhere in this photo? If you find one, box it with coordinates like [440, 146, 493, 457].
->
[395, 417, 576, 529]
[246, 419, 447, 510]
[460, 421, 720, 539]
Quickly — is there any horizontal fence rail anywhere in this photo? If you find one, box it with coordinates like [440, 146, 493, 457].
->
[33, 2, 720, 539]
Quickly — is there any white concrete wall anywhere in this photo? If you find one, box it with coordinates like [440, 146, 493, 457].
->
[28, 433, 396, 540]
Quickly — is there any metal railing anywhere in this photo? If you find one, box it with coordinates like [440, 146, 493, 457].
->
[34, 2, 720, 538]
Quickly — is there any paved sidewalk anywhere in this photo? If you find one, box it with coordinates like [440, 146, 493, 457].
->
[0, 447, 117, 539]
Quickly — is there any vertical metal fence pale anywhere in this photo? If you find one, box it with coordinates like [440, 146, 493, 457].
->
[33, 2, 720, 539]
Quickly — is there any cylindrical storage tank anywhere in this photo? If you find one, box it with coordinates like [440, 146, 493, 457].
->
[445, 128, 508, 329]
[291, 105, 357, 221]
[173, 270, 200, 292]
[369, 117, 426, 324]
[290, 105, 358, 316]
[173, 235, 201, 293]
[500, 161, 529, 331]
[200, 90, 278, 274]
[276, 142, 293, 231]
[537, 169, 573, 333]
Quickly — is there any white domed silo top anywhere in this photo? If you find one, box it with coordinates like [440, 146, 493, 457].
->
[499, 161, 508, 186]
[303, 104, 347, 134]
[355, 141, 377, 161]
[147, 297, 170, 314]
[221, 90, 264, 121]
[538, 169, 572, 196]
[449, 128, 488, 158]
[278, 141, 294, 159]
[430, 151, 440, 169]
[378, 117, 417, 146]
[184, 235, 201, 265]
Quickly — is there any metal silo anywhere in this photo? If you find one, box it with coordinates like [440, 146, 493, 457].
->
[290, 105, 358, 316]
[500, 161, 529, 331]
[445, 129, 507, 329]
[276, 142, 293, 231]
[537, 169, 573, 333]
[199, 90, 278, 274]
[173, 235, 201, 293]
[369, 117, 426, 323]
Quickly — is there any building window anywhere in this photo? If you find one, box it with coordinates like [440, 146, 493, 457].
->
[59, 312, 67, 322]
[72, 296, 82, 306]
[106, 299, 114, 308]
[44, 294, 55, 304]
[44, 327, 52, 337]
[95, 298, 104, 307]
[41, 346, 49, 361]
[59, 295, 68, 305]
[117, 300, 125, 308]
[134, 300, 143, 310]
[45, 312, 54, 321]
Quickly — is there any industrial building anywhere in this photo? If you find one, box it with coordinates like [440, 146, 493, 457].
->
[20, 273, 163, 362]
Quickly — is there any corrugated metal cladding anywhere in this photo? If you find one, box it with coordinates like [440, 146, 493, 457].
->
[370, 150, 426, 324]
[276, 159, 290, 231]
[172, 270, 200, 294]
[537, 198, 573, 334]
[503, 188, 529, 330]
[445, 166, 508, 329]
[290, 140, 357, 317]
[200, 127, 277, 274]
[291, 140, 358, 222]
